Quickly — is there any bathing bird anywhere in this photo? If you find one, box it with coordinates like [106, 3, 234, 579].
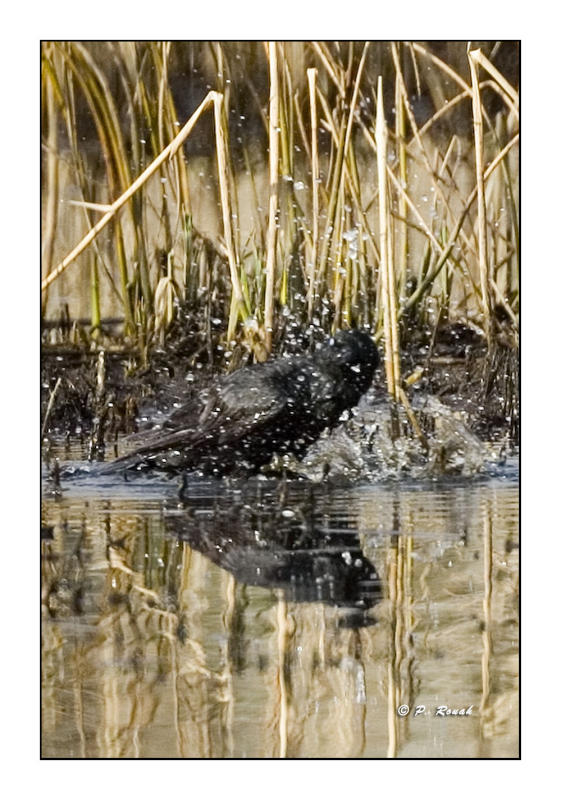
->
[103, 329, 379, 476]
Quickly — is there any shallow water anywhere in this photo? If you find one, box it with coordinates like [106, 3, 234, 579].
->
[41, 459, 519, 758]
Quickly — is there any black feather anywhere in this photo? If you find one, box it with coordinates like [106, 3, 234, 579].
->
[102, 329, 379, 476]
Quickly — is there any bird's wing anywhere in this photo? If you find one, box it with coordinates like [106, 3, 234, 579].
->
[116, 362, 293, 459]
[199, 364, 294, 443]
[112, 395, 203, 457]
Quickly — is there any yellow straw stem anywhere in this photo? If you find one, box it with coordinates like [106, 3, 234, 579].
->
[42, 92, 215, 293]
[212, 92, 245, 311]
[306, 67, 319, 318]
[376, 76, 401, 402]
[264, 41, 280, 353]
[469, 48, 519, 115]
[468, 50, 492, 339]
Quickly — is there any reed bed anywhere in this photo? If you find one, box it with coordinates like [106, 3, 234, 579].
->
[41, 41, 519, 401]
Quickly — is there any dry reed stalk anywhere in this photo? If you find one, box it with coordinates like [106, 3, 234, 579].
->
[411, 39, 518, 261]
[41, 377, 62, 438]
[376, 77, 401, 402]
[387, 223, 401, 392]
[263, 41, 280, 354]
[242, 146, 266, 251]
[398, 387, 428, 450]
[293, 85, 313, 164]
[114, 224, 136, 329]
[342, 42, 369, 156]
[68, 43, 148, 312]
[311, 41, 345, 95]
[90, 255, 101, 336]
[410, 42, 472, 95]
[67, 43, 133, 191]
[469, 48, 519, 116]
[42, 92, 215, 293]
[411, 42, 518, 154]
[307, 67, 319, 318]
[468, 50, 492, 339]
[402, 133, 519, 316]
[277, 45, 298, 307]
[332, 195, 347, 328]
[214, 46, 243, 269]
[213, 91, 251, 343]
[318, 44, 376, 321]
[343, 170, 380, 270]
[335, 43, 370, 321]
[95, 348, 106, 405]
[391, 44, 478, 278]
[46, 46, 134, 328]
[154, 254, 179, 340]
[316, 103, 346, 294]
[41, 52, 59, 310]
[315, 49, 369, 311]
[157, 42, 171, 144]
[151, 42, 193, 226]
[394, 47, 408, 290]
[395, 66, 501, 313]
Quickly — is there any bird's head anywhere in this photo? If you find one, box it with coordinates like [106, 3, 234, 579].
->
[314, 329, 379, 392]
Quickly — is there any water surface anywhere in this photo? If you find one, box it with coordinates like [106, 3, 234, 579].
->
[41, 461, 519, 758]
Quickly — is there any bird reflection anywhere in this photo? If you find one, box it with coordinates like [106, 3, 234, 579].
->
[163, 479, 382, 628]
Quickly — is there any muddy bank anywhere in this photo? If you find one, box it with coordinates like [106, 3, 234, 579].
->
[41, 314, 518, 480]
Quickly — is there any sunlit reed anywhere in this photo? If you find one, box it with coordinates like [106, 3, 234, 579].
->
[41, 41, 519, 409]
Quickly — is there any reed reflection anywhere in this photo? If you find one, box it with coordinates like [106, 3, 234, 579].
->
[41, 475, 518, 758]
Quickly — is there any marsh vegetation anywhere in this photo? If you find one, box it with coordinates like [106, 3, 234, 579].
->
[41, 42, 519, 440]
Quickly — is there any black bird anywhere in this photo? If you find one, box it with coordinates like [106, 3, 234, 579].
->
[103, 329, 378, 476]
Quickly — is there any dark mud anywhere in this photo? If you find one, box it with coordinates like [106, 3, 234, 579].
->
[41, 315, 518, 482]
